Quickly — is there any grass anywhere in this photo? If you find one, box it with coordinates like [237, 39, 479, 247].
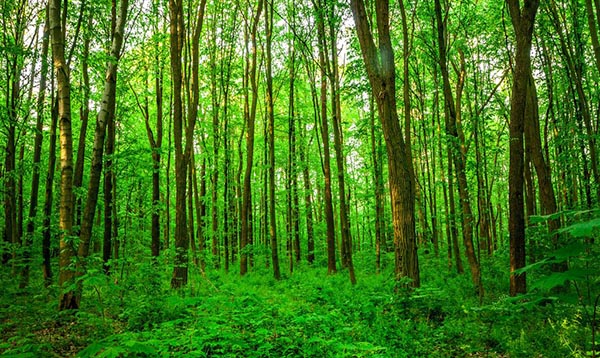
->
[0, 250, 594, 357]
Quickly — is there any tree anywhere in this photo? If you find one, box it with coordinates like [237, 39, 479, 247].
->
[349, 0, 419, 287]
[434, 0, 482, 296]
[21, 3, 50, 287]
[59, 0, 130, 308]
[265, 0, 281, 280]
[168, 0, 207, 287]
[1, 0, 30, 266]
[326, 1, 356, 284]
[240, 0, 263, 276]
[51, 0, 77, 310]
[506, 0, 540, 296]
[313, 0, 337, 275]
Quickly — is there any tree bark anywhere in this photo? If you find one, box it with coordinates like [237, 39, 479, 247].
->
[240, 0, 263, 276]
[73, 12, 93, 232]
[21, 4, 50, 287]
[350, 0, 420, 287]
[506, 0, 540, 296]
[265, 0, 281, 280]
[326, 1, 355, 284]
[77, 0, 128, 259]
[370, 94, 385, 274]
[313, 0, 337, 275]
[434, 0, 482, 296]
[70, 0, 128, 306]
[50, 0, 78, 309]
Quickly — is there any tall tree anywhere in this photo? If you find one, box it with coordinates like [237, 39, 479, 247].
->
[314, 0, 337, 275]
[169, 0, 207, 287]
[73, 10, 93, 232]
[145, 0, 164, 258]
[369, 94, 386, 274]
[286, 2, 301, 270]
[506, 0, 540, 296]
[326, 1, 356, 284]
[1, 0, 28, 265]
[350, 0, 420, 287]
[240, 0, 263, 276]
[434, 0, 482, 296]
[21, 4, 50, 287]
[61, 0, 129, 308]
[168, 0, 187, 288]
[265, 0, 281, 280]
[51, 0, 77, 310]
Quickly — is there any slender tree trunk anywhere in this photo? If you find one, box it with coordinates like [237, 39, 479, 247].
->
[20, 7, 50, 287]
[370, 94, 385, 274]
[326, 2, 355, 284]
[77, 0, 128, 259]
[209, 21, 221, 267]
[2, 0, 24, 266]
[195, 158, 207, 271]
[265, 0, 280, 280]
[240, 0, 263, 276]
[506, 0, 540, 296]
[73, 12, 93, 232]
[169, 0, 188, 287]
[188, 164, 197, 265]
[103, 73, 116, 274]
[350, 0, 420, 287]
[287, 4, 301, 267]
[73, 0, 129, 306]
[42, 97, 58, 287]
[169, 0, 208, 287]
[148, 0, 163, 258]
[524, 75, 564, 270]
[300, 128, 315, 264]
[434, 0, 481, 296]
[547, 0, 600, 202]
[51, 0, 78, 309]
[313, 0, 337, 275]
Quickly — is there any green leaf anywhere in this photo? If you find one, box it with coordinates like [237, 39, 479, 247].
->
[559, 218, 600, 238]
[513, 258, 557, 274]
[531, 268, 594, 291]
[549, 242, 587, 260]
[124, 341, 157, 355]
[529, 212, 563, 224]
[78, 342, 106, 357]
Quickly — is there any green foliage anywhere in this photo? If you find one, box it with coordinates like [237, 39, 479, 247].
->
[1, 255, 593, 357]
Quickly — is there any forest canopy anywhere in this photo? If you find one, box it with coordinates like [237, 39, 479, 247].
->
[1, 0, 599, 356]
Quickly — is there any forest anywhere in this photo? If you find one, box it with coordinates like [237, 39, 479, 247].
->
[1, 0, 599, 356]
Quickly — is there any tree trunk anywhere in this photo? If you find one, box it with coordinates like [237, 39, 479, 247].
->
[350, 0, 420, 287]
[370, 94, 385, 274]
[51, 0, 78, 309]
[103, 80, 116, 275]
[524, 75, 564, 270]
[71, 0, 128, 307]
[42, 97, 58, 287]
[264, 0, 280, 280]
[169, 0, 208, 287]
[148, 0, 163, 258]
[506, 0, 540, 297]
[300, 127, 315, 264]
[20, 5, 50, 287]
[313, 0, 337, 275]
[434, 0, 482, 296]
[73, 12, 93, 232]
[240, 0, 263, 276]
[326, 2, 355, 284]
[77, 0, 128, 259]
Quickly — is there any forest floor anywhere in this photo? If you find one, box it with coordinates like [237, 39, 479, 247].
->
[0, 251, 593, 357]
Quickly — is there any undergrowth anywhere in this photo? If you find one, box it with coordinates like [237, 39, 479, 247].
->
[0, 247, 594, 357]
